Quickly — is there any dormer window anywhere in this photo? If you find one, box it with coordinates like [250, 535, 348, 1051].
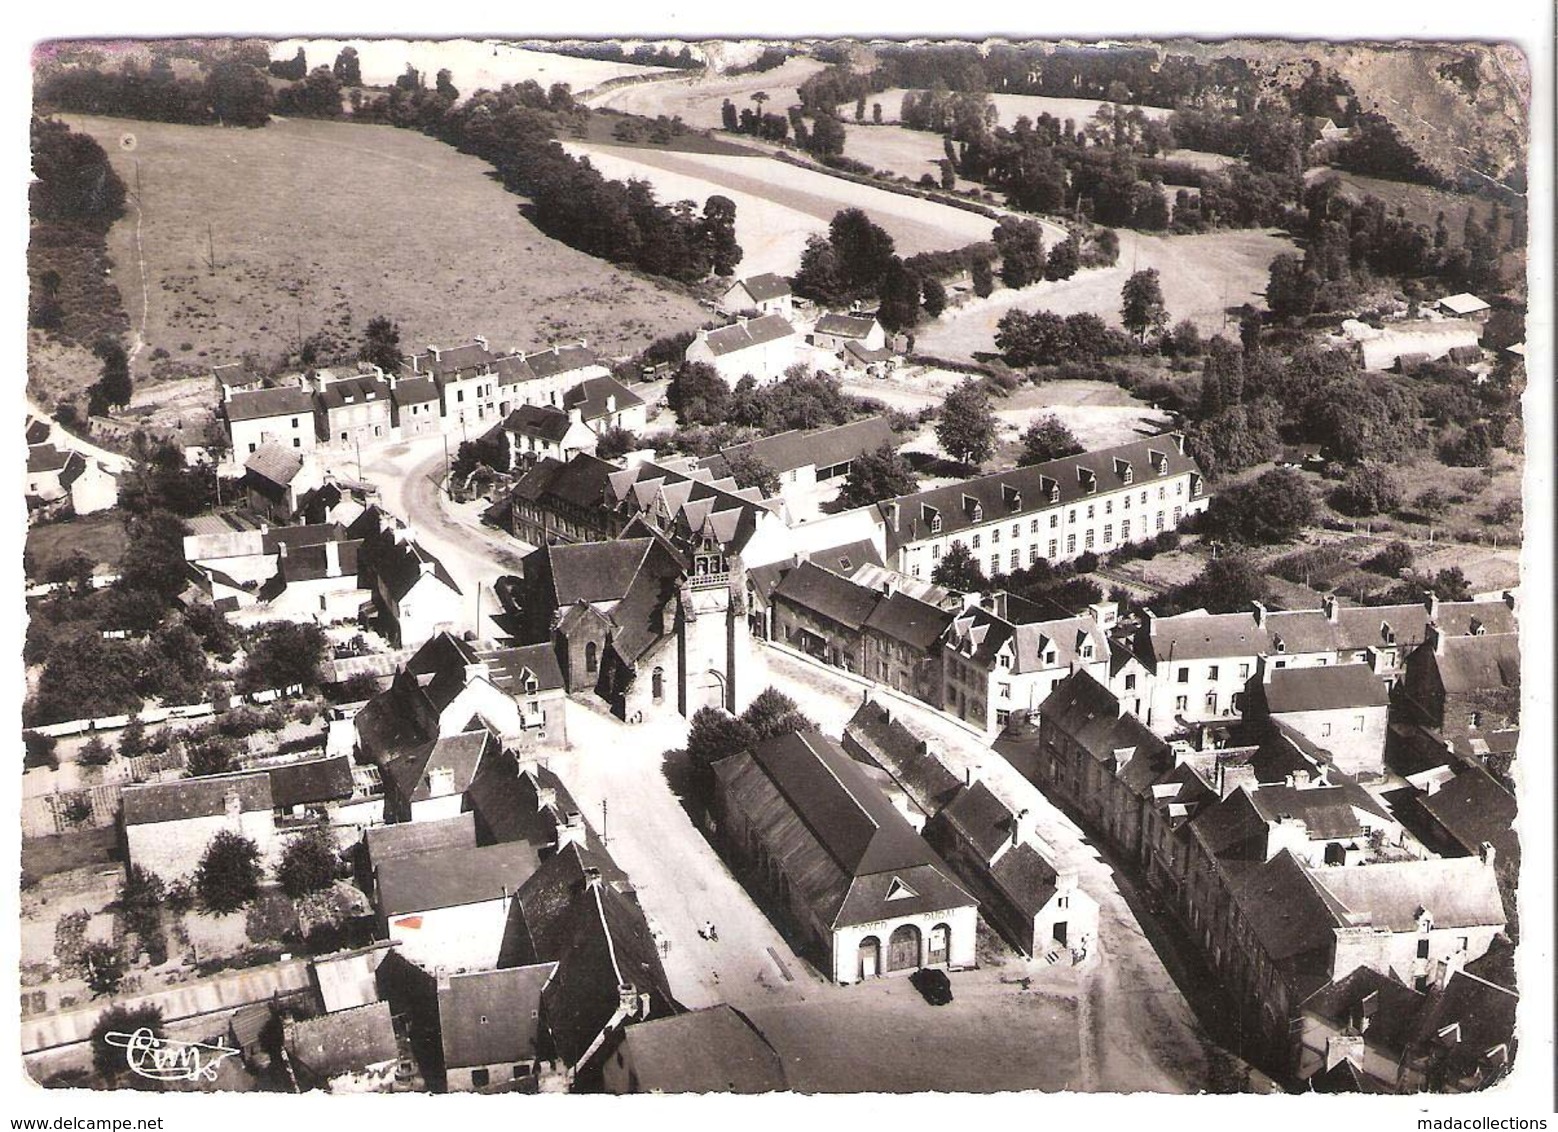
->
[1273, 634, 1286, 653]
[1149, 449, 1168, 475]
[1002, 483, 1022, 511]
[923, 504, 941, 534]
[1115, 457, 1133, 484]
[1081, 644, 1094, 659]
[963, 494, 983, 522]
[1077, 467, 1097, 495]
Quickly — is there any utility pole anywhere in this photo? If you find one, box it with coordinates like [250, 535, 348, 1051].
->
[602, 798, 609, 845]
[443, 434, 453, 499]
[355, 437, 362, 481]
[206, 222, 216, 272]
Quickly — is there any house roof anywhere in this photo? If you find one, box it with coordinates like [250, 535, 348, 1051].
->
[990, 841, 1063, 920]
[365, 812, 477, 864]
[509, 453, 617, 512]
[362, 524, 461, 601]
[224, 385, 315, 422]
[1437, 293, 1490, 316]
[212, 362, 258, 388]
[1259, 664, 1390, 713]
[699, 313, 797, 357]
[316, 375, 391, 411]
[412, 341, 496, 379]
[382, 729, 491, 806]
[816, 540, 886, 577]
[1035, 670, 1171, 796]
[815, 313, 879, 339]
[1415, 768, 1518, 862]
[1227, 850, 1348, 965]
[1420, 633, 1521, 694]
[1302, 965, 1429, 1055]
[466, 759, 582, 848]
[863, 590, 954, 651]
[504, 404, 575, 444]
[278, 539, 361, 584]
[392, 376, 441, 406]
[268, 755, 355, 810]
[438, 963, 556, 1071]
[286, 1001, 398, 1081]
[715, 730, 974, 929]
[563, 375, 644, 422]
[712, 416, 895, 477]
[122, 772, 273, 827]
[524, 343, 602, 380]
[540, 538, 654, 607]
[773, 560, 880, 631]
[841, 700, 962, 816]
[244, 444, 306, 488]
[731, 273, 791, 303]
[26, 445, 70, 474]
[938, 780, 1023, 862]
[376, 839, 541, 917]
[612, 1005, 787, 1093]
[25, 419, 51, 446]
[1413, 971, 1518, 1071]
[1309, 1058, 1390, 1094]
[844, 340, 895, 364]
[1309, 857, 1506, 933]
[605, 459, 779, 557]
[480, 643, 566, 696]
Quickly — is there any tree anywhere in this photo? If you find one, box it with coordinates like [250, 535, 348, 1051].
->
[685, 706, 756, 802]
[995, 310, 1069, 367]
[921, 275, 948, 318]
[196, 830, 263, 914]
[667, 361, 731, 426]
[1044, 234, 1081, 281]
[992, 217, 1047, 289]
[741, 687, 812, 742]
[724, 451, 781, 496]
[80, 940, 126, 996]
[238, 621, 328, 693]
[269, 47, 308, 81]
[594, 426, 639, 460]
[277, 825, 339, 898]
[184, 733, 240, 778]
[89, 337, 133, 414]
[1441, 422, 1495, 467]
[1330, 463, 1404, 516]
[332, 46, 362, 86]
[117, 715, 147, 759]
[721, 99, 738, 131]
[1363, 540, 1415, 577]
[935, 380, 998, 467]
[931, 541, 989, 593]
[435, 69, 459, 101]
[701, 195, 742, 277]
[971, 258, 994, 298]
[872, 102, 883, 124]
[808, 113, 847, 157]
[1017, 415, 1084, 466]
[23, 730, 58, 770]
[79, 735, 114, 767]
[835, 444, 919, 509]
[1121, 269, 1168, 343]
[91, 1003, 165, 1086]
[1265, 252, 1316, 320]
[358, 315, 402, 374]
[827, 209, 896, 297]
[1207, 468, 1317, 544]
[875, 258, 922, 333]
[204, 56, 275, 127]
[29, 117, 127, 230]
[1177, 555, 1268, 614]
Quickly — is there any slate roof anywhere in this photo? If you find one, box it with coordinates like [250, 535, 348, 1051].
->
[286, 1001, 399, 1081]
[1260, 664, 1390, 713]
[524, 343, 602, 380]
[605, 459, 778, 556]
[990, 842, 1063, 920]
[362, 523, 461, 601]
[377, 840, 542, 917]
[413, 341, 495, 378]
[381, 729, 492, 807]
[1037, 671, 1171, 797]
[504, 404, 575, 443]
[842, 699, 962, 815]
[699, 313, 796, 357]
[268, 755, 355, 810]
[25, 419, 51, 446]
[1312, 857, 1506, 934]
[481, 643, 566, 696]
[881, 434, 1201, 549]
[212, 362, 256, 388]
[244, 444, 306, 487]
[1424, 633, 1521, 694]
[815, 313, 879, 339]
[862, 590, 954, 651]
[612, 1005, 787, 1093]
[714, 730, 974, 930]
[365, 812, 477, 864]
[543, 538, 655, 607]
[1227, 850, 1348, 966]
[1414, 769, 1518, 862]
[773, 560, 879, 631]
[938, 780, 1023, 862]
[713, 416, 895, 477]
[1310, 1058, 1391, 1094]
[26, 445, 69, 474]
[563, 376, 644, 422]
[224, 386, 315, 422]
[1414, 971, 1518, 1069]
[493, 353, 540, 386]
[439, 963, 556, 1070]
[1302, 965, 1429, 1055]
[392, 377, 440, 406]
[466, 759, 582, 848]
[122, 772, 273, 826]
[316, 375, 391, 411]
[509, 453, 617, 512]
[732, 273, 791, 303]
[278, 539, 361, 583]
[505, 842, 677, 1068]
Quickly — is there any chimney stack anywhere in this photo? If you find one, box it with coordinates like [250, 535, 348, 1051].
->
[965, 763, 981, 788]
[1250, 600, 1267, 628]
[617, 983, 640, 1018]
[474, 335, 489, 352]
[1424, 591, 1440, 621]
[1479, 841, 1496, 869]
[324, 539, 341, 578]
[1502, 590, 1517, 612]
[1322, 595, 1340, 624]
[224, 789, 243, 823]
[1426, 623, 1445, 656]
[583, 866, 603, 890]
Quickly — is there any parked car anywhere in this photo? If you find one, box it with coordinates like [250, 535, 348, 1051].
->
[909, 968, 953, 1006]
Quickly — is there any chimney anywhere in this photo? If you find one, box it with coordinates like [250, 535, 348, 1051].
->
[556, 811, 587, 851]
[474, 335, 488, 352]
[535, 785, 557, 812]
[551, 344, 560, 356]
[737, 315, 748, 327]
[1322, 595, 1340, 624]
[583, 865, 603, 890]
[278, 542, 289, 559]
[1502, 590, 1516, 612]
[697, 328, 709, 342]
[965, 763, 981, 788]
[224, 789, 243, 823]
[1479, 841, 1496, 869]
[463, 662, 490, 686]
[324, 539, 341, 578]
[1171, 431, 1186, 455]
[1250, 600, 1267, 628]
[436, 967, 452, 991]
[1258, 654, 1276, 685]
[427, 344, 440, 360]
[1216, 761, 1257, 799]
[568, 407, 584, 427]
[1424, 591, 1440, 620]
[1012, 807, 1037, 847]
[882, 577, 897, 599]
[605, 393, 616, 414]
[617, 983, 640, 1019]
[1426, 623, 1445, 656]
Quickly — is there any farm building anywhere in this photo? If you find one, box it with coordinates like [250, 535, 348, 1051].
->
[683, 314, 800, 386]
[1340, 319, 1483, 372]
[1436, 293, 1491, 321]
[721, 273, 793, 320]
[811, 313, 887, 354]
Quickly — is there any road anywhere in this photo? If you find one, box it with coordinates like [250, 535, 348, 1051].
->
[25, 401, 136, 475]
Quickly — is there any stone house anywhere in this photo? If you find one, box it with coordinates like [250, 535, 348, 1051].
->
[389, 375, 442, 439]
[720, 273, 793, 320]
[1243, 659, 1391, 778]
[499, 404, 600, 467]
[811, 312, 887, 354]
[374, 839, 541, 972]
[601, 1004, 787, 1094]
[1400, 626, 1520, 739]
[683, 314, 800, 386]
[353, 511, 464, 649]
[488, 454, 623, 547]
[314, 370, 394, 449]
[243, 444, 324, 523]
[222, 384, 318, 457]
[380, 730, 494, 824]
[711, 730, 978, 984]
[771, 559, 881, 673]
[120, 771, 278, 883]
[703, 415, 895, 521]
[283, 1000, 400, 1093]
[435, 963, 557, 1092]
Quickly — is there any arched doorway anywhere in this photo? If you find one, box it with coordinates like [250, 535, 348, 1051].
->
[887, 924, 922, 973]
[928, 923, 950, 966]
[858, 936, 881, 980]
[695, 669, 727, 712]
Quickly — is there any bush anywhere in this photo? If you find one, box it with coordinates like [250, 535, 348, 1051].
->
[1362, 540, 1415, 577]
[1154, 530, 1182, 553]
[81, 941, 125, 995]
[1073, 550, 1100, 574]
[79, 736, 114, 766]
[276, 827, 339, 898]
[1330, 464, 1404, 517]
[24, 730, 58, 770]
[91, 1003, 165, 1087]
[195, 830, 263, 914]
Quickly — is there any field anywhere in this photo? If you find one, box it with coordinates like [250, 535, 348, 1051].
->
[584, 55, 828, 127]
[25, 512, 129, 576]
[270, 39, 672, 98]
[862, 89, 1174, 130]
[564, 142, 1005, 278]
[58, 114, 709, 394]
[832, 123, 984, 189]
[916, 227, 1294, 361]
[1304, 167, 1502, 247]
[1160, 149, 1237, 172]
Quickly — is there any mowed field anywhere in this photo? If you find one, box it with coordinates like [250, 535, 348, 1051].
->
[833, 124, 984, 189]
[917, 228, 1294, 361]
[270, 39, 671, 98]
[584, 56, 828, 127]
[564, 142, 1004, 278]
[61, 114, 709, 383]
[864, 89, 1174, 130]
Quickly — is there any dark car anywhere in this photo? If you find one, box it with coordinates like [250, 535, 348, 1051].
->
[909, 967, 953, 1006]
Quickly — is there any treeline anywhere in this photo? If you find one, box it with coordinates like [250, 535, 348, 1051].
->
[547, 41, 702, 70]
[36, 56, 274, 127]
[726, 46, 790, 76]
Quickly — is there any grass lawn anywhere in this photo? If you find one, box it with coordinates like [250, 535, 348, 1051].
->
[54, 114, 709, 398]
[25, 512, 128, 576]
[22, 828, 120, 879]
